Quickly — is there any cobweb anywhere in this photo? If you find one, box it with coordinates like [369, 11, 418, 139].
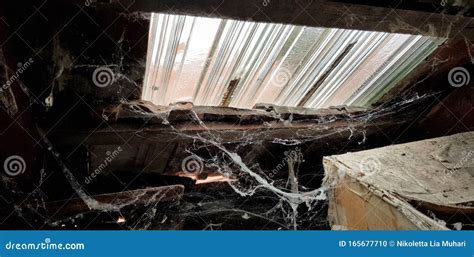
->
[1, 8, 465, 229]
[164, 110, 327, 230]
[27, 91, 430, 230]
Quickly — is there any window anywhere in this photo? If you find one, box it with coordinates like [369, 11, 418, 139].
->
[143, 13, 445, 109]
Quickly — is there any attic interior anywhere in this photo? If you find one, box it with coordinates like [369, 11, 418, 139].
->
[0, 0, 472, 230]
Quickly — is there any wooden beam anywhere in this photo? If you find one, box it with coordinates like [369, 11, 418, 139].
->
[377, 39, 472, 104]
[49, 119, 401, 145]
[45, 185, 184, 216]
[46, 99, 428, 145]
[92, 0, 474, 39]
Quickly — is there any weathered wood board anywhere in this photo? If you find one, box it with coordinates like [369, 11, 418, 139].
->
[323, 131, 474, 230]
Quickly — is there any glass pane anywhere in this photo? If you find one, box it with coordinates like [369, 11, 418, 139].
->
[142, 13, 444, 109]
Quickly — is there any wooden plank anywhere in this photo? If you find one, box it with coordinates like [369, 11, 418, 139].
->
[48, 95, 436, 146]
[100, 101, 369, 123]
[328, 177, 444, 230]
[325, 131, 474, 206]
[45, 185, 184, 216]
[323, 131, 474, 230]
[49, 119, 402, 145]
[93, 0, 474, 39]
[49, 100, 405, 145]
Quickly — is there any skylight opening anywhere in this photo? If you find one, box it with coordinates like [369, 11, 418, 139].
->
[142, 13, 445, 109]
